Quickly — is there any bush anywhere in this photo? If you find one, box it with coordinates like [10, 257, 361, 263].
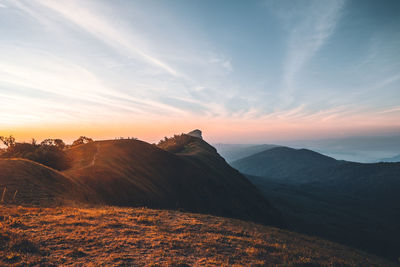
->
[157, 134, 194, 153]
[72, 136, 93, 146]
[0, 137, 71, 171]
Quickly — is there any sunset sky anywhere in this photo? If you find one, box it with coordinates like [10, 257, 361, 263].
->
[1, 0, 399, 143]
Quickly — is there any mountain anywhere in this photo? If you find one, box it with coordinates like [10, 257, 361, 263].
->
[213, 143, 279, 162]
[231, 146, 342, 182]
[280, 135, 400, 163]
[231, 147, 400, 260]
[61, 134, 283, 226]
[0, 132, 283, 226]
[231, 147, 400, 204]
[0, 205, 395, 266]
[0, 158, 95, 206]
[380, 153, 400, 162]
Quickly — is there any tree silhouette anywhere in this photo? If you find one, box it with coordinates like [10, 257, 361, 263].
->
[41, 139, 66, 150]
[0, 135, 15, 148]
[54, 139, 66, 150]
[1, 136, 70, 170]
[72, 136, 94, 146]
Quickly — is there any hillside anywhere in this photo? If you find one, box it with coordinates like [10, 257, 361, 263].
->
[230, 147, 400, 260]
[62, 136, 283, 226]
[248, 174, 400, 260]
[214, 143, 279, 162]
[0, 158, 95, 206]
[0, 205, 394, 266]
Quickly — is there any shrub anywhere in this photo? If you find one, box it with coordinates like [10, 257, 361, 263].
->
[157, 134, 193, 153]
[72, 136, 93, 146]
[0, 138, 71, 170]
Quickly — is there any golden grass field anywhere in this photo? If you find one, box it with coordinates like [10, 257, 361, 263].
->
[0, 205, 395, 266]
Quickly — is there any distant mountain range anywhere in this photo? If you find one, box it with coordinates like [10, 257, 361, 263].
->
[217, 135, 400, 163]
[380, 153, 400, 162]
[213, 143, 279, 162]
[280, 135, 400, 162]
[230, 146, 400, 260]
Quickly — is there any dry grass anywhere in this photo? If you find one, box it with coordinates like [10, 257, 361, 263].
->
[0, 158, 94, 206]
[0, 205, 394, 266]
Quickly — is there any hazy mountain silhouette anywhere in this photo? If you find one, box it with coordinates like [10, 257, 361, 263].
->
[231, 147, 342, 182]
[380, 153, 400, 162]
[231, 147, 400, 260]
[214, 143, 279, 162]
[280, 135, 400, 162]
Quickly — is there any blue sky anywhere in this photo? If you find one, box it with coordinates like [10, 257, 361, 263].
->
[0, 0, 399, 142]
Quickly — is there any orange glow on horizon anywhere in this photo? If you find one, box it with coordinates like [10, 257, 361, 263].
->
[1, 113, 399, 145]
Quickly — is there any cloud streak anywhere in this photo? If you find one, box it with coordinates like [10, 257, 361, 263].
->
[0, 45, 189, 125]
[1, 0, 399, 141]
[34, 0, 179, 77]
[279, 0, 345, 107]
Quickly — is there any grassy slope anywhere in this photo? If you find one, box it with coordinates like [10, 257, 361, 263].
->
[0, 205, 395, 266]
[63, 138, 283, 226]
[0, 158, 96, 206]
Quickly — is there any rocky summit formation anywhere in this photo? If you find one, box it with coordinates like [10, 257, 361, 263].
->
[187, 129, 203, 139]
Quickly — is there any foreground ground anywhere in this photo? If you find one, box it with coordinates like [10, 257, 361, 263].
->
[0, 205, 395, 266]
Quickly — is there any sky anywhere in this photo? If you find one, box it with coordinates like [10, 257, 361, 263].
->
[0, 0, 399, 143]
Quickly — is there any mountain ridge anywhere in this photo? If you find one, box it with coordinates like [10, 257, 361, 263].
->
[214, 143, 280, 162]
[1, 134, 284, 227]
[230, 146, 400, 260]
[231, 146, 342, 182]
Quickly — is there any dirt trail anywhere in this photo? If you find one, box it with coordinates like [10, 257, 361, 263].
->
[90, 143, 100, 167]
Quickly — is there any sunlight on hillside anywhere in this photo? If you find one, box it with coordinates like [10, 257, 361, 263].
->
[0, 205, 394, 266]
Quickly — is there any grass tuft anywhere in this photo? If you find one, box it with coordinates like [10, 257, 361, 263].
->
[10, 238, 40, 254]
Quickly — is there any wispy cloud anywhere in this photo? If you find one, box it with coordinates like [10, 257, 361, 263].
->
[278, 0, 345, 107]
[1, 0, 399, 141]
[0, 45, 188, 125]
[378, 106, 400, 114]
[32, 0, 179, 77]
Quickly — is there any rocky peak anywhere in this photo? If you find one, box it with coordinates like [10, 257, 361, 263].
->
[187, 129, 203, 139]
